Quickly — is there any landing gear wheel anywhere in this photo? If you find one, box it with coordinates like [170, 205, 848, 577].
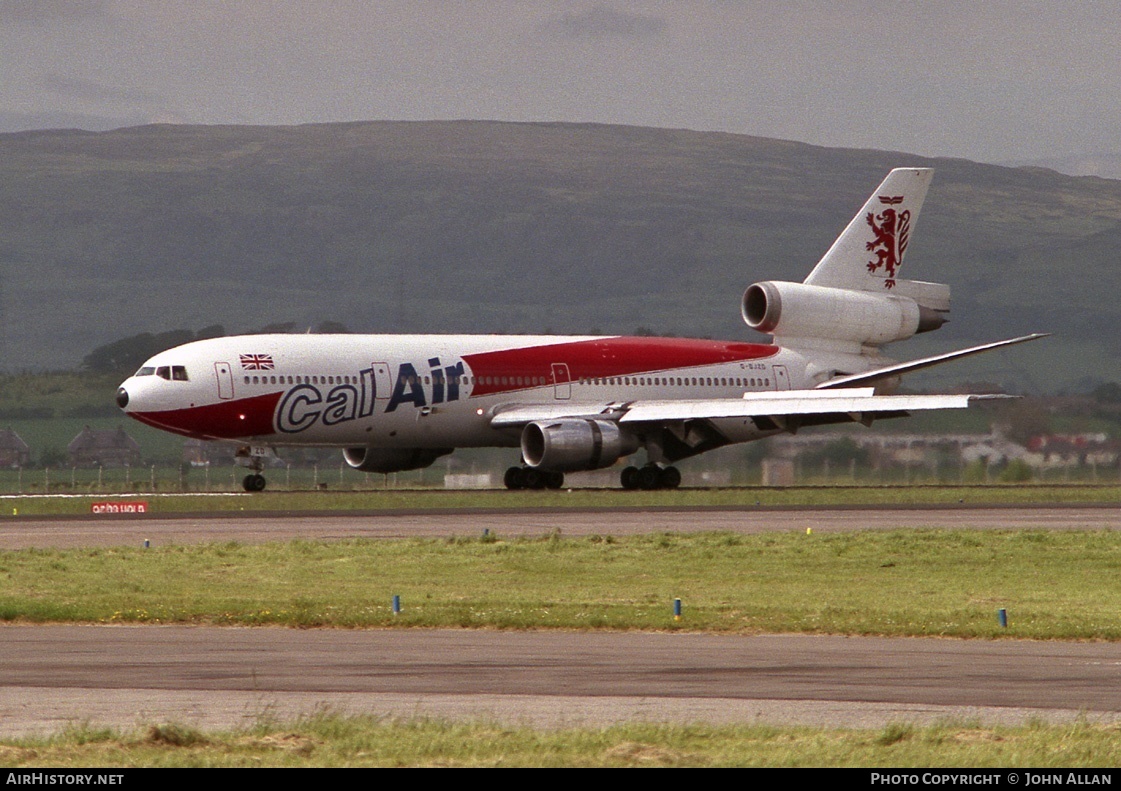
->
[659, 466, 682, 489]
[637, 465, 663, 490]
[505, 466, 563, 491]
[242, 474, 266, 492]
[504, 466, 525, 490]
[620, 465, 680, 490]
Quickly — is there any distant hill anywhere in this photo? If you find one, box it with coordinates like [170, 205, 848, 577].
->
[1, 120, 1119, 392]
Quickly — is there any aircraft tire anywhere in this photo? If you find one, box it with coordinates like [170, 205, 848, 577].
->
[504, 466, 524, 490]
[522, 468, 547, 490]
[545, 471, 565, 489]
[243, 474, 266, 492]
[620, 466, 640, 490]
[659, 466, 682, 489]
[637, 465, 662, 490]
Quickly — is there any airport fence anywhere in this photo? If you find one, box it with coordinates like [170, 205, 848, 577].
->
[0, 458, 1116, 494]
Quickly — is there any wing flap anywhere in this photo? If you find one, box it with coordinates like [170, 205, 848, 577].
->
[618, 390, 1005, 423]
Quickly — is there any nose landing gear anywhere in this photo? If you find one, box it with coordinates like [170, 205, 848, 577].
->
[235, 445, 277, 492]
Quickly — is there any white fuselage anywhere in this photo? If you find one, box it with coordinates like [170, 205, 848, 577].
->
[118, 333, 881, 450]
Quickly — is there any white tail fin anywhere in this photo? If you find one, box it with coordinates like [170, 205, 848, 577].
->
[804, 168, 934, 292]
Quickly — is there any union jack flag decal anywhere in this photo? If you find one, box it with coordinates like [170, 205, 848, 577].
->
[239, 354, 275, 371]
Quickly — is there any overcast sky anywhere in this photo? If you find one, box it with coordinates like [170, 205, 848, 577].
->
[3, 0, 1120, 171]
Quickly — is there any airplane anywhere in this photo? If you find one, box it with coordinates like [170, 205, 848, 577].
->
[115, 168, 1044, 492]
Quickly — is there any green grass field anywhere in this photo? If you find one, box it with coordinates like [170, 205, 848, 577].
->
[2, 530, 1118, 639]
[4, 717, 1120, 768]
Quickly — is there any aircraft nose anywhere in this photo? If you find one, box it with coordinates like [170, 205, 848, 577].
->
[115, 387, 129, 409]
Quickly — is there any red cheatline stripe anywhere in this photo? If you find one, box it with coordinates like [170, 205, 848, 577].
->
[130, 391, 283, 440]
[464, 337, 777, 396]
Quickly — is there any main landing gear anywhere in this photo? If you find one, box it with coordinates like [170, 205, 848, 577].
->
[620, 464, 681, 490]
[504, 466, 565, 490]
[503, 464, 681, 490]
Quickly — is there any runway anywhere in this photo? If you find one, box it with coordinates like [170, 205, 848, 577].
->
[3, 504, 1120, 549]
[4, 625, 1120, 736]
[2, 506, 1120, 736]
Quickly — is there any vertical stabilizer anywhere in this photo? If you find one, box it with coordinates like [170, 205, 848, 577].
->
[804, 168, 933, 292]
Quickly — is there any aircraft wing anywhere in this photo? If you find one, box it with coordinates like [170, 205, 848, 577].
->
[489, 388, 1012, 429]
[490, 402, 628, 427]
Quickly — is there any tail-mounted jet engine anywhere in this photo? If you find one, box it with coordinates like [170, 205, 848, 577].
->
[742, 281, 946, 346]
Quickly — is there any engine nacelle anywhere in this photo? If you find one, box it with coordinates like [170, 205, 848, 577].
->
[343, 446, 453, 473]
[521, 419, 639, 472]
[742, 281, 945, 346]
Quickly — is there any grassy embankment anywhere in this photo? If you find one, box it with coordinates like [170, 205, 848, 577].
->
[3, 718, 1120, 768]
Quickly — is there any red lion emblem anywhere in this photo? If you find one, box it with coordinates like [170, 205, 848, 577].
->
[865, 195, 910, 289]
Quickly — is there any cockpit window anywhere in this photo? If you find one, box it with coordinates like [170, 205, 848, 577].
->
[135, 367, 155, 377]
[153, 365, 189, 381]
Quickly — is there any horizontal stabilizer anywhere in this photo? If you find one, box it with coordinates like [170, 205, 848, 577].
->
[817, 333, 1049, 390]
